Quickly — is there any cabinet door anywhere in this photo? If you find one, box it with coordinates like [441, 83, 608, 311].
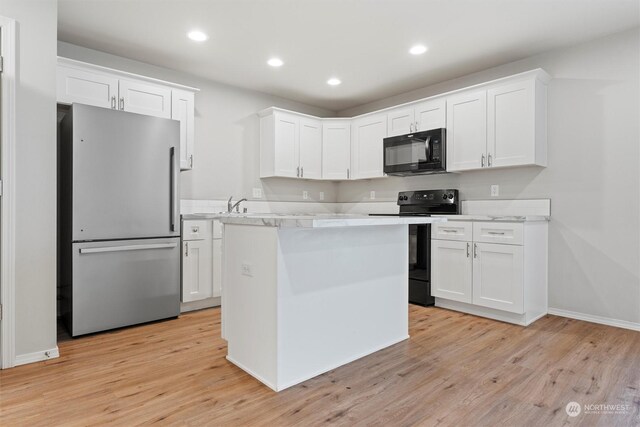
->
[298, 118, 322, 179]
[172, 89, 195, 170]
[472, 243, 523, 313]
[57, 65, 119, 109]
[446, 90, 487, 171]
[487, 81, 535, 168]
[119, 79, 172, 118]
[415, 98, 446, 131]
[212, 239, 222, 298]
[387, 107, 414, 137]
[322, 121, 351, 180]
[182, 239, 213, 302]
[431, 240, 472, 303]
[273, 112, 300, 178]
[351, 114, 387, 179]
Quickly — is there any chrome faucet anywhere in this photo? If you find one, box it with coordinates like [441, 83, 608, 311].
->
[227, 196, 247, 213]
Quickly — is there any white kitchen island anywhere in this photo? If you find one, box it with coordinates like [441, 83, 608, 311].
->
[219, 214, 445, 391]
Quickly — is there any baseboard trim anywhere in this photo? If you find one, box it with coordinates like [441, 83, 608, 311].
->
[548, 308, 640, 332]
[14, 346, 60, 367]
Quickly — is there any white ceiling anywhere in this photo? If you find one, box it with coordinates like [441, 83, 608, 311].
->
[58, 0, 640, 111]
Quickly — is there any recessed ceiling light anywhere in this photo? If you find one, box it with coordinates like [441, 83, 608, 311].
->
[267, 58, 284, 67]
[409, 44, 428, 55]
[187, 30, 208, 42]
[327, 78, 341, 86]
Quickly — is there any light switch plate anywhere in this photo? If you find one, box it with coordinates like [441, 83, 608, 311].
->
[370, 190, 376, 200]
[252, 188, 263, 199]
[491, 185, 500, 197]
[303, 190, 309, 200]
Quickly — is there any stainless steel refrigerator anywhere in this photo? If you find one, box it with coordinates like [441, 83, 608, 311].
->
[59, 104, 181, 337]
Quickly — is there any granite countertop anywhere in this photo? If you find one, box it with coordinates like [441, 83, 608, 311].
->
[212, 213, 447, 228]
[431, 214, 550, 222]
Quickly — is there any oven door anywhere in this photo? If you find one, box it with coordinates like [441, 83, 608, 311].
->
[408, 223, 434, 306]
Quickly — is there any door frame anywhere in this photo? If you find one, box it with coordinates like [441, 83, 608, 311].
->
[0, 15, 17, 369]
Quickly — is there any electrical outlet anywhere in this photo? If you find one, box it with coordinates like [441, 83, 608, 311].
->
[241, 262, 253, 277]
[491, 185, 500, 197]
[252, 188, 263, 199]
[319, 191, 324, 201]
[303, 190, 309, 200]
[370, 190, 376, 200]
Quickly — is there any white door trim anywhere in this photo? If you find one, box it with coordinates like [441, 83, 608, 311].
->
[0, 16, 17, 369]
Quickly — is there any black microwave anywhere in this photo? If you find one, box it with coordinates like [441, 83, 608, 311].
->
[383, 128, 446, 176]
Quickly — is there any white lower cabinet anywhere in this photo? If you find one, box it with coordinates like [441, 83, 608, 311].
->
[182, 239, 213, 302]
[431, 240, 472, 303]
[182, 219, 222, 304]
[472, 242, 523, 313]
[432, 220, 547, 326]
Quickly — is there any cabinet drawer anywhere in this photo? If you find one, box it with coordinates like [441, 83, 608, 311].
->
[432, 221, 473, 241]
[182, 220, 212, 241]
[473, 222, 523, 245]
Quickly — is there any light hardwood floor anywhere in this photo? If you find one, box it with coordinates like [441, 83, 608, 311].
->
[1, 306, 638, 426]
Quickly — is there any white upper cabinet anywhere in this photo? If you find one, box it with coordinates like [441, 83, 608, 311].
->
[299, 118, 323, 179]
[447, 71, 549, 172]
[57, 64, 119, 109]
[260, 109, 322, 179]
[322, 120, 351, 180]
[258, 69, 549, 181]
[351, 113, 387, 179]
[57, 58, 198, 170]
[387, 107, 415, 137]
[414, 98, 446, 131]
[487, 80, 545, 168]
[447, 90, 488, 171]
[119, 79, 172, 119]
[172, 89, 195, 170]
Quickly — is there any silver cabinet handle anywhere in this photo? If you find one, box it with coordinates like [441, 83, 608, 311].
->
[347, 168, 350, 179]
[481, 154, 485, 167]
[80, 242, 177, 254]
[466, 242, 470, 258]
[189, 154, 193, 168]
[301, 166, 304, 178]
[185, 242, 189, 257]
[111, 96, 116, 109]
[488, 153, 492, 167]
[488, 231, 505, 235]
[473, 243, 478, 258]
[442, 229, 457, 233]
[296, 166, 300, 177]
[119, 97, 124, 110]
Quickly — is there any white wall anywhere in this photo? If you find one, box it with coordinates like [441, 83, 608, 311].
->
[337, 28, 640, 326]
[0, 0, 58, 358]
[57, 42, 339, 204]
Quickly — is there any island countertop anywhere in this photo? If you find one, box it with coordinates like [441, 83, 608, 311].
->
[216, 213, 446, 228]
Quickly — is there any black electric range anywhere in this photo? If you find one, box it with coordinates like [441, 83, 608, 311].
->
[372, 189, 460, 306]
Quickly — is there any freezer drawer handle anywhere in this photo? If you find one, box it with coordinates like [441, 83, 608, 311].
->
[79, 243, 178, 254]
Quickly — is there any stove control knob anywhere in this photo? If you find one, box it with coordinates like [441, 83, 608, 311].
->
[448, 193, 454, 200]
[403, 196, 409, 200]
[442, 194, 448, 200]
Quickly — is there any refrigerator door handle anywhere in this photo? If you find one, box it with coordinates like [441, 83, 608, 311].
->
[170, 147, 179, 232]
[79, 242, 178, 254]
